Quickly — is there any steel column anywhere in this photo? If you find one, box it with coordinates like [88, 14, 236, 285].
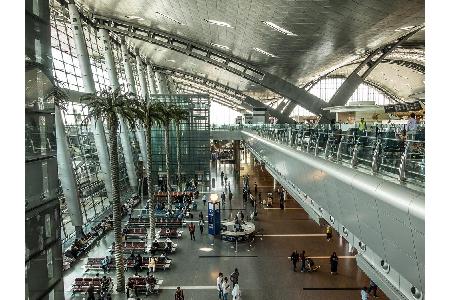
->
[68, 2, 113, 201]
[146, 63, 157, 94]
[100, 28, 138, 192]
[136, 54, 149, 99]
[118, 37, 148, 169]
[155, 71, 168, 94]
[327, 26, 424, 108]
[120, 40, 137, 94]
[55, 106, 84, 236]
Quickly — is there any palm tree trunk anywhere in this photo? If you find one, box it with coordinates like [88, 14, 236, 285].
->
[176, 122, 181, 191]
[164, 123, 171, 205]
[108, 117, 125, 292]
[145, 123, 155, 240]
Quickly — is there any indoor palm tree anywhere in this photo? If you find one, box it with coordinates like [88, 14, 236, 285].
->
[171, 106, 190, 191]
[80, 88, 139, 292]
[133, 97, 164, 240]
[159, 103, 176, 204]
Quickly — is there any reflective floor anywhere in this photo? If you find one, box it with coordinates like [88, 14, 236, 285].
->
[63, 153, 387, 299]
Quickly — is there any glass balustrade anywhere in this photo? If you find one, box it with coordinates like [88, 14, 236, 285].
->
[211, 123, 425, 187]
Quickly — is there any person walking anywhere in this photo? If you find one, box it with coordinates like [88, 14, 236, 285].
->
[228, 191, 233, 203]
[406, 112, 417, 140]
[175, 286, 185, 300]
[231, 283, 241, 300]
[86, 283, 95, 300]
[222, 277, 231, 300]
[220, 171, 224, 183]
[221, 192, 226, 204]
[330, 251, 338, 275]
[199, 211, 204, 221]
[358, 117, 367, 134]
[202, 194, 207, 206]
[230, 268, 239, 288]
[254, 182, 258, 196]
[199, 219, 205, 235]
[300, 250, 306, 272]
[291, 250, 299, 272]
[360, 287, 369, 300]
[188, 222, 196, 240]
[368, 280, 379, 298]
[326, 225, 332, 241]
[216, 272, 224, 299]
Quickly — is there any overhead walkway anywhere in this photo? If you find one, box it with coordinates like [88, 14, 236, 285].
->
[211, 124, 425, 300]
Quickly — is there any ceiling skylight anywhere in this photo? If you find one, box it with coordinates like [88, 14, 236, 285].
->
[262, 21, 297, 36]
[156, 12, 183, 25]
[253, 47, 278, 58]
[211, 43, 230, 50]
[204, 19, 233, 28]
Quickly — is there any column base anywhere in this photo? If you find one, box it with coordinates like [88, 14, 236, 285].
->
[75, 225, 85, 239]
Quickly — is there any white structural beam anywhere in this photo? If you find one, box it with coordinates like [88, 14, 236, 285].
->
[100, 28, 138, 192]
[68, 2, 113, 202]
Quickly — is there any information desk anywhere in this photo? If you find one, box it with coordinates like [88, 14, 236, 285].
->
[220, 221, 256, 242]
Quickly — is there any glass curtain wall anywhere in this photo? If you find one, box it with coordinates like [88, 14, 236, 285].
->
[290, 77, 396, 117]
[49, 0, 133, 244]
[150, 95, 210, 188]
[26, 0, 65, 298]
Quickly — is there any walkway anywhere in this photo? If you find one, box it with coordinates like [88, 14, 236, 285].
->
[63, 154, 386, 299]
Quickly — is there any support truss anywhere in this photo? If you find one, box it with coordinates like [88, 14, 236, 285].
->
[86, 14, 331, 118]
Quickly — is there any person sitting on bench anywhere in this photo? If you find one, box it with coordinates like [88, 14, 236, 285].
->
[148, 257, 156, 273]
[101, 275, 109, 291]
[145, 274, 157, 295]
[101, 256, 110, 272]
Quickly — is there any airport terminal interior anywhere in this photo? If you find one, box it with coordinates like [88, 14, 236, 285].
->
[25, 0, 426, 299]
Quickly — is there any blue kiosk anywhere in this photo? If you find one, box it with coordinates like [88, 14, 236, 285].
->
[208, 194, 221, 236]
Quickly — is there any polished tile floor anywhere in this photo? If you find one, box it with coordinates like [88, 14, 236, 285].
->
[63, 152, 386, 299]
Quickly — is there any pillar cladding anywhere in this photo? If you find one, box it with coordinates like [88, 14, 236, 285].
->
[100, 28, 138, 192]
[68, 2, 113, 201]
[117, 37, 148, 171]
[120, 40, 137, 94]
[136, 54, 148, 99]
[154, 71, 168, 94]
[55, 105, 84, 236]
[234, 140, 241, 176]
[146, 64, 157, 94]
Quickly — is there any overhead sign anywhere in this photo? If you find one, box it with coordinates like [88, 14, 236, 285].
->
[384, 101, 423, 113]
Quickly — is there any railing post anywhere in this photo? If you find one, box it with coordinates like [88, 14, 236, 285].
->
[324, 135, 331, 158]
[371, 139, 381, 173]
[351, 138, 360, 168]
[399, 141, 411, 181]
[314, 133, 320, 156]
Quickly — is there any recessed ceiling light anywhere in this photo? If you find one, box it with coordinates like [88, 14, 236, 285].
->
[125, 15, 144, 21]
[395, 25, 415, 32]
[262, 21, 297, 36]
[204, 19, 233, 28]
[253, 47, 278, 58]
[199, 247, 213, 252]
[210, 43, 230, 50]
[166, 59, 176, 63]
[155, 12, 183, 25]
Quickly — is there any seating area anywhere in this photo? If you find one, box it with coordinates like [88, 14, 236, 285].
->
[71, 276, 113, 294]
[63, 195, 141, 271]
[124, 256, 172, 271]
[127, 276, 163, 295]
[149, 240, 177, 255]
[157, 227, 183, 239]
